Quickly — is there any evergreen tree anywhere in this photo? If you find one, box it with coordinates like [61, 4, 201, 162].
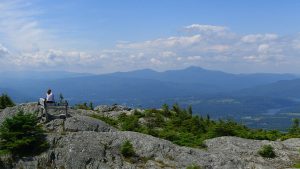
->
[162, 104, 170, 116]
[172, 103, 181, 113]
[59, 93, 64, 103]
[289, 118, 300, 134]
[0, 94, 15, 109]
[89, 102, 94, 110]
[0, 111, 48, 156]
[120, 140, 135, 157]
[188, 105, 193, 115]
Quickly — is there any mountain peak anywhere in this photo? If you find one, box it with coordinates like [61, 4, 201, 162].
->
[184, 66, 205, 71]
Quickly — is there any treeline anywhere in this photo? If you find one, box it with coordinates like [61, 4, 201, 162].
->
[92, 103, 300, 148]
[0, 94, 14, 109]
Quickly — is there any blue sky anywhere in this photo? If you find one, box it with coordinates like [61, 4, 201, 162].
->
[0, 0, 300, 73]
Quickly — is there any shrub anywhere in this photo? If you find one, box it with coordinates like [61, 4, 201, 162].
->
[258, 145, 276, 158]
[90, 114, 119, 127]
[74, 102, 94, 110]
[120, 140, 135, 157]
[119, 114, 139, 131]
[0, 111, 49, 157]
[162, 104, 171, 116]
[289, 118, 300, 134]
[133, 110, 144, 118]
[0, 94, 15, 109]
[293, 162, 300, 168]
[172, 103, 181, 113]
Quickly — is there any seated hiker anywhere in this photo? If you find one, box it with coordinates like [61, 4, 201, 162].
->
[46, 89, 55, 103]
[39, 89, 55, 106]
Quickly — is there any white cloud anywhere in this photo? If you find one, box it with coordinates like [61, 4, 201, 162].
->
[0, 44, 9, 58]
[184, 24, 228, 33]
[241, 34, 278, 43]
[203, 45, 230, 52]
[117, 35, 202, 49]
[0, 0, 68, 53]
[0, 5, 299, 75]
[150, 58, 162, 65]
[6, 49, 95, 70]
[187, 56, 203, 61]
[257, 44, 270, 53]
[0, 0, 297, 73]
[160, 51, 176, 58]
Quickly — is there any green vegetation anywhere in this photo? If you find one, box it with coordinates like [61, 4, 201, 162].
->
[281, 118, 300, 140]
[91, 104, 300, 148]
[120, 140, 135, 158]
[90, 114, 118, 127]
[258, 145, 276, 158]
[0, 93, 15, 109]
[293, 162, 300, 168]
[74, 102, 94, 110]
[0, 111, 49, 157]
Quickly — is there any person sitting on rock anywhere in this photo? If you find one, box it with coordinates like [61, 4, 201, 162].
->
[46, 89, 55, 103]
[39, 89, 55, 106]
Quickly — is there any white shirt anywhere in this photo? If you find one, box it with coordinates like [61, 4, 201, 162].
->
[46, 93, 55, 102]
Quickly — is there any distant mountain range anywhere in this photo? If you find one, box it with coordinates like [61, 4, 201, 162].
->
[238, 78, 300, 99]
[109, 66, 296, 91]
[1, 66, 300, 130]
[0, 66, 296, 103]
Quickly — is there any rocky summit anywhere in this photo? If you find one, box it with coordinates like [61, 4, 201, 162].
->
[0, 103, 300, 169]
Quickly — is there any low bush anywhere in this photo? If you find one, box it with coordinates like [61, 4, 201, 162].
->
[74, 102, 94, 110]
[118, 114, 139, 131]
[258, 145, 276, 158]
[90, 114, 119, 127]
[120, 140, 135, 158]
[293, 163, 300, 168]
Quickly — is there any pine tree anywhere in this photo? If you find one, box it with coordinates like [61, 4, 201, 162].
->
[89, 102, 94, 110]
[0, 94, 15, 109]
[172, 103, 181, 113]
[162, 104, 170, 116]
[0, 111, 48, 156]
[289, 118, 300, 134]
[59, 93, 64, 103]
[188, 105, 193, 115]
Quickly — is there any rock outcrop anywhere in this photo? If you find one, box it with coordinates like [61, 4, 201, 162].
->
[0, 103, 300, 169]
[94, 104, 132, 112]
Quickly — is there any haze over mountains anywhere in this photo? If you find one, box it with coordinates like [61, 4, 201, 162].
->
[1, 66, 300, 130]
[0, 66, 296, 102]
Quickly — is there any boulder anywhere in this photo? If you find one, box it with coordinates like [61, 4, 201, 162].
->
[64, 115, 117, 132]
[0, 103, 41, 124]
[94, 104, 131, 112]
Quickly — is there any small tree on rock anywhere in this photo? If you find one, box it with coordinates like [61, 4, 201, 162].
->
[121, 140, 135, 158]
[0, 94, 15, 109]
[59, 93, 64, 103]
[258, 145, 276, 158]
[0, 111, 49, 157]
